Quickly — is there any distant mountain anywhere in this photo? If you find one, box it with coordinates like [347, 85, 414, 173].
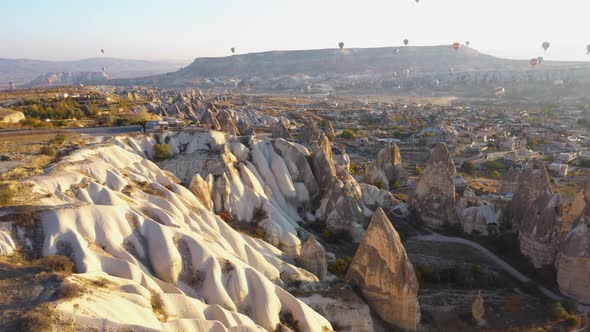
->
[0, 57, 188, 87]
[116, 46, 590, 99]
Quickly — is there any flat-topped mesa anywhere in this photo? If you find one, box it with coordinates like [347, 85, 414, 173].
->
[346, 208, 420, 331]
[555, 218, 590, 304]
[365, 143, 408, 189]
[272, 121, 293, 140]
[410, 142, 456, 228]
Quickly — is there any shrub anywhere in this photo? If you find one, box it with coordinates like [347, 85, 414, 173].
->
[153, 143, 171, 161]
[390, 180, 401, 190]
[326, 132, 335, 141]
[278, 310, 300, 332]
[485, 160, 504, 171]
[40, 255, 74, 274]
[0, 183, 15, 206]
[327, 256, 352, 276]
[49, 134, 67, 145]
[20, 305, 54, 331]
[375, 181, 386, 190]
[491, 170, 501, 179]
[415, 166, 424, 176]
[55, 282, 83, 300]
[340, 128, 354, 139]
[217, 210, 233, 223]
[40, 146, 57, 157]
[20, 117, 43, 127]
[461, 161, 476, 175]
[396, 193, 408, 201]
[553, 302, 571, 320]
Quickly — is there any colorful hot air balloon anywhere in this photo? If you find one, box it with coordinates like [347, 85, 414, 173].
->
[494, 87, 506, 97]
[542, 41, 550, 51]
[452, 42, 461, 51]
[529, 58, 539, 66]
[338, 42, 344, 50]
[537, 56, 544, 65]
[403, 39, 409, 46]
[465, 41, 470, 47]
[231, 47, 235, 54]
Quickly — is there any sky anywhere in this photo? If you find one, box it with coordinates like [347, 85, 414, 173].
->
[1, 0, 588, 63]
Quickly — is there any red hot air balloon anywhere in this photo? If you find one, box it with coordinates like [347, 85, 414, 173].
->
[338, 42, 344, 50]
[452, 42, 461, 51]
[529, 58, 539, 66]
[403, 39, 409, 46]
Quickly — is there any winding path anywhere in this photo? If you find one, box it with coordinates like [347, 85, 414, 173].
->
[411, 233, 563, 301]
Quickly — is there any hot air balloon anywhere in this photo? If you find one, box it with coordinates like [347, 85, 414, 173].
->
[432, 79, 440, 87]
[542, 42, 550, 51]
[8, 82, 15, 90]
[553, 80, 564, 86]
[100, 49, 104, 54]
[452, 42, 461, 51]
[494, 87, 506, 97]
[403, 39, 409, 46]
[403, 69, 411, 77]
[231, 47, 235, 54]
[47, 78, 52, 86]
[465, 41, 470, 47]
[536, 56, 544, 65]
[587, 44, 590, 54]
[338, 42, 344, 50]
[101, 67, 106, 72]
[415, 0, 419, 3]
[529, 58, 538, 66]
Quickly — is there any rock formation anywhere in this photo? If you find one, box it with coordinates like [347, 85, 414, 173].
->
[0, 142, 333, 331]
[272, 122, 293, 140]
[410, 143, 456, 228]
[300, 291, 374, 332]
[200, 108, 220, 130]
[471, 291, 485, 325]
[555, 219, 590, 304]
[216, 110, 240, 135]
[510, 159, 551, 230]
[497, 166, 521, 195]
[298, 235, 327, 280]
[364, 143, 407, 189]
[0, 107, 25, 124]
[299, 118, 322, 146]
[346, 208, 420, 331]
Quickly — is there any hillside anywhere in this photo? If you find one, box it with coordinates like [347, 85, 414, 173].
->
[119, 46, 590, 98]
[0, 57, 188, 86]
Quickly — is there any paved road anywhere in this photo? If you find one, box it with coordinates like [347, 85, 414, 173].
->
[412, 233, 563, 301]
[0, 125, 142, 138]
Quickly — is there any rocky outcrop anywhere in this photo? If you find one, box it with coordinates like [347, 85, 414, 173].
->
[299, 291, 374, 332]
[497, 166, 521, 195]
[216, 110, 240, 136]
[346, 208, 420, 331]
[299, 118, 322, 146]
[298, 236, 327, 280]
[0, 107, 25, 124]
[510, 160, 551, 230]
[200, 108, 221, 130]
[555, 219, 590, 304]
[272, 122, 293, 140]
[364, 143, 407, 189]
[472, 291, 485, 325]
[410, 143, 456, 228]
[313, 135, 366, 238]
[459, 204, 500, 236]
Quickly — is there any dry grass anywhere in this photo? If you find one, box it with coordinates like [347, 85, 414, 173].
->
[19, 304, 55, 332]
[150, 293, 168, 322]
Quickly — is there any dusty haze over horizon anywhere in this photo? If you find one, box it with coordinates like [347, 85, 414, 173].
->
[1, 0, 589, 62]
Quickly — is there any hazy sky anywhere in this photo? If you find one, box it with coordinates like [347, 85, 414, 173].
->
[1, 0, 589, 62]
